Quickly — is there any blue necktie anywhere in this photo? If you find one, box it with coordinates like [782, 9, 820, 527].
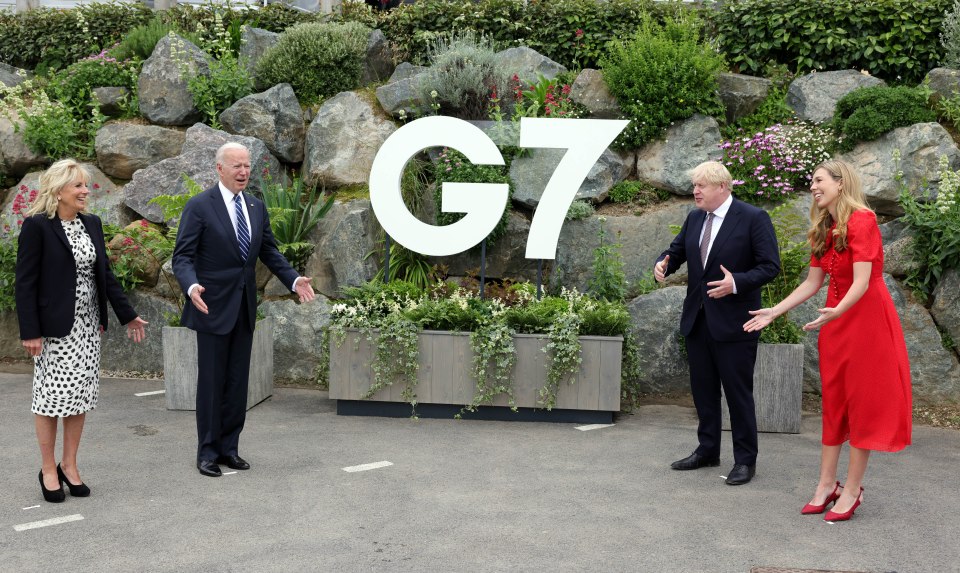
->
[234, 194, 250, 260]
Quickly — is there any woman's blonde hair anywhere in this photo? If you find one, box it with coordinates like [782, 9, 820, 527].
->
[26, 159, 90, 219]
[807, 159, 872, 257]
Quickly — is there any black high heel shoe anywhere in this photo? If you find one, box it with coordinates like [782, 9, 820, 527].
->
[39, 469, 65, 503]
[57, 463, 90, 497]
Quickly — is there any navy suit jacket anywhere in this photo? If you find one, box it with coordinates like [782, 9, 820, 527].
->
[657, 198, 780, 342]
[15, 212, 137, 340]
[172, 186, 298, 335]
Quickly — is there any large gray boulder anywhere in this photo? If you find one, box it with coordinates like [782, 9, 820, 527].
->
[550, 202, 693, 293]
[792, 274, 960, 401]
[302, 91, 397, 189]
[387, 62, 426, 83]
[882, 235, 919, 279]
[362, 29, 396, 85]
[636, 114, 722, 195]
[302, 199, 381, 298]
[429, 211, 537, 281]
[100, 290, 179, 375]
[494, 46, 566, 85]
[509, 148, 633, 208]
[260, 297, 332, 383]
[931, 268, 960, 357]
[626, 286, 689, 392]
[0, 117, 47, 178]
[786, 70, 885, 124]
[220, 83, 305, 164]
[375, 74, 426, 117]
[95, 123, 186, 180]
[717, 73, 772, 124]
[924, 67, 960, 106]
[839, 122, 960, 215]
[569, 68, 620, 119]
[239, 27, 280, 83]
[124, 123, 282, 223]
[138, 34, 208, 126]
[0, 62, 28, 88]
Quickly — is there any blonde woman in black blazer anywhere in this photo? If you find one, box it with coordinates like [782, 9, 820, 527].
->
[15, 159, 148, 503]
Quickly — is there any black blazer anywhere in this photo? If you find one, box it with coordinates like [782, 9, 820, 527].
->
[172, 186, 298, 335]
[16, 212, 137, 340]
[657, 198, 780, 342]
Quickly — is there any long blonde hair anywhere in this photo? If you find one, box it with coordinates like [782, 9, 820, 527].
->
[26, 159, 90, 219]
[807, 159, 872, 257]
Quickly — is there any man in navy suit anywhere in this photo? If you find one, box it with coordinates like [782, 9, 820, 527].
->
[173, 142, 316, 477]
[654, 161, 780, 485]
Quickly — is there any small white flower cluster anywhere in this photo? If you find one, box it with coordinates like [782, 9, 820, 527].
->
[936, 155, 959, 214]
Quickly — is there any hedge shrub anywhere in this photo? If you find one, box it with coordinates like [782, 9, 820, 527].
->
[600, 15, 725, 149]
[254, 21, 370, 104]
[708, 0, 950, 84]
[832, 86, 936, 151]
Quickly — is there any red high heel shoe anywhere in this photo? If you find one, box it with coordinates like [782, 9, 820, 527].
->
[824, 486, 864, 522]
[801, 481, 843, 514]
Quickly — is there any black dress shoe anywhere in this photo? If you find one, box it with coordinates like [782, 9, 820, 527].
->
[197, 459, 222, 477]
[725, 464, 756, 485]
[671, 452, 721, 471]
[216, 455, 250, 470]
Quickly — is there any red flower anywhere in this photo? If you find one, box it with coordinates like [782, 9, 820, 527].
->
[561, 84, 571, 95]
[140, 219, 149, 228]
[122, 237, 134, 246]
[92, 183, 100, 190]
[575, 29, 584, 39]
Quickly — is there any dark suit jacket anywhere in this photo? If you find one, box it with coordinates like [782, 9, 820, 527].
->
[657, 198, 780, 342]
[172, 186, 298, 335]
[15, 212, 137, 340]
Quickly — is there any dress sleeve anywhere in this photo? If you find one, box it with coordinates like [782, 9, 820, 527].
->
[810, 252, 822, 268]
[847, 210, 882, 263]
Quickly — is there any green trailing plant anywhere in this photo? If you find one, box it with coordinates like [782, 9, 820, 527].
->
[832, 85, 936, 152]
[464, 320, 518, 415]
[254, 21, 370, 104]
[708, 0, 950, 84]
[588, 217, 627, 303]
[541, 309, 583, 410]
[898, 153, 960, 300]
[759, 206, 807, 344]
[601, 14, 726, 150]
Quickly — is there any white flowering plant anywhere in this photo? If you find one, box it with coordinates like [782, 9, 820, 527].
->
[329, 279, 631, 414]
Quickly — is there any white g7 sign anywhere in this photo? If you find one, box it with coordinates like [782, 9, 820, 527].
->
[368, 116, 628, 259]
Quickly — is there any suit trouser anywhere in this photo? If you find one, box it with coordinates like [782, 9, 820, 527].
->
[195, 293, 254, 462]
[686, 309, 759, 466]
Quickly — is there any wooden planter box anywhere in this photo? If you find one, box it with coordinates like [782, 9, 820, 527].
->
[723, 343, 804, 434]
[161, 316, 275, 411]
[330, 329, 622, 419]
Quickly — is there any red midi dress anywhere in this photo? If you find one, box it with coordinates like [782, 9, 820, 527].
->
[810, 209, 912, 452]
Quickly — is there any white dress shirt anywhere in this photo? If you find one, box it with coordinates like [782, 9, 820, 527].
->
[698, 194, 737, 294]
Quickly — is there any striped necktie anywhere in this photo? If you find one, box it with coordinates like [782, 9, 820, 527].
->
[234, 194, 250, 259]
[699, 212, 714, 266]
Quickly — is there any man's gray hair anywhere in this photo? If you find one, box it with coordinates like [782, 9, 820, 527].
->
[216, 142, 249, 165]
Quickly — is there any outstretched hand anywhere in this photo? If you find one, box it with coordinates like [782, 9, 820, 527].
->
[654, 255, 670, 283]
[295, 277, 315, 303]
[126, 316, 149, 343]
[706, 264, 734, 298]
[803, 307, 839, 331]
[743, 308, 775, 332]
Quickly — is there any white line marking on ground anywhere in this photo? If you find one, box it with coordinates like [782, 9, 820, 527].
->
[134, 390, 166, 397]
[14, 514, 84, 531]
[223, 471, 237, 476]
[343, 461, 393, 473]
[575, 423, 615, 431]
[22, 505, 40, 510]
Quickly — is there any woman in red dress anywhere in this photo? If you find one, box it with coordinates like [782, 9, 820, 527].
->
[743, 159, 912, 522]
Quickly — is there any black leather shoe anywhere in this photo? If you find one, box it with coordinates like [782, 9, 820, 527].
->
[725, 464, 756, 485]
[670, 452, 721, 471]
[216, 455, 250, 470]
[197, 459, 222, 477]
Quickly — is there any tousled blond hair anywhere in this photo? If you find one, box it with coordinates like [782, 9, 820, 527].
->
[26, 159, 90, 219]
[807, 159, 872, 257]
[688, 160, 733, 188]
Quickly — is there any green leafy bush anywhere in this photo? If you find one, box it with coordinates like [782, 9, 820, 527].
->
[899, 154, 960, 300]
[0, 238, 15, 313]
[942, 0, 960, 67]
[708, 0, 950, 84]
[254, 21, 370, 104]
[600, 15, 726, 149]
[260, 173, 335, 273]
[759, 206, 807, 344]
[0, 2, 153, 70]
[565, 200, 594, 220]
[48, 52, 139, 116]
[419, 32, 509, 120]
[434, 148, 512, 245]
[832, 86, 936, 152]
[588, 218, 627, 302]
[110, 17, 202, 61]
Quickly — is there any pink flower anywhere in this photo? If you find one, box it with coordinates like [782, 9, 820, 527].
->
[575, 29, 584, 38]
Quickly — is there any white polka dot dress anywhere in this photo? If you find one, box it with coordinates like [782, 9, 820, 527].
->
[31, 218, 101, 417]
